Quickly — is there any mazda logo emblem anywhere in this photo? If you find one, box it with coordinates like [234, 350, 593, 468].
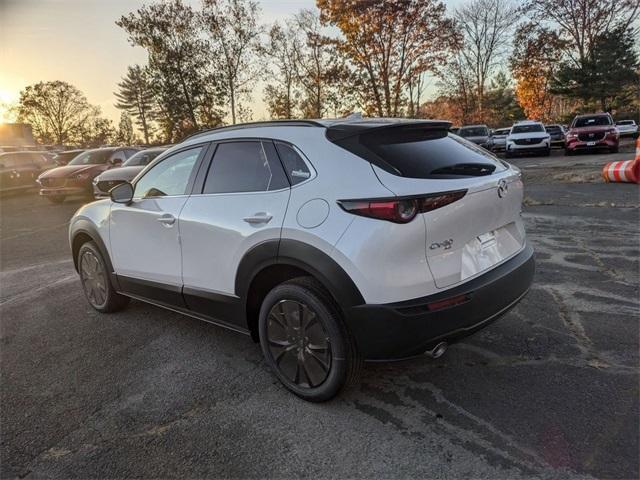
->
[497, 180, 508, 198]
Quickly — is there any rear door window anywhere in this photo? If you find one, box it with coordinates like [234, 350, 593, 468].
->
[331, 127, 506, 178]
[203, 141, 289, 194]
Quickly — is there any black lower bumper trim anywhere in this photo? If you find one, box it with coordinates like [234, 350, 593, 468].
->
[346, 243, 535, 360]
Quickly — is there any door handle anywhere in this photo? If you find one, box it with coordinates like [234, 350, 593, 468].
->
[157, 214, 176, 226]
[243, 213, 273, 224]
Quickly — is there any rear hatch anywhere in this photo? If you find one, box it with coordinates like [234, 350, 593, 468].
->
[328, 121, 526, 289]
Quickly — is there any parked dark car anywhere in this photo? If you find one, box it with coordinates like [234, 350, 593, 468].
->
[37, 147, 139, 203]
[565, 113, 619, 155]
[93, 147, 168, 198]
[0, 152, 49, 193]
[53, 149, 85, 166]
[457, 125, 491, 148]
[544, 124, 566, 148]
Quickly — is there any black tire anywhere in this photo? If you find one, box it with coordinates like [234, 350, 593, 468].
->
[504, 150, 512, 159]
[610, 146, 619, 154]
[47, 196, 65, 204]
[565, 149, 573, 156]
[543, 148, 551, 157]
[258, 276, 362, 402]
[77, 241, 129, 313]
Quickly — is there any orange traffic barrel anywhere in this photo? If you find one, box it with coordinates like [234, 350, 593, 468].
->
[602, 138, 640, 183]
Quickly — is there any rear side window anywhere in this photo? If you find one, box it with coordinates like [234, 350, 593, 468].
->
[331, 127, 506, 178]
[275, 142, 311, 185]
[203, 141, 288, 194]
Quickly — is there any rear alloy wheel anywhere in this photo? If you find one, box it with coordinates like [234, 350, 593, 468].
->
[78, 241, 129, 313]
[259, 277, 362, 402]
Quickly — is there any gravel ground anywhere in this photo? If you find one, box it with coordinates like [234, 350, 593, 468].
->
[1, 143, 638, 479]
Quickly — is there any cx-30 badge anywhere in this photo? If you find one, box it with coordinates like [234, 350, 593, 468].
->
[430, 239, 454, 250]
[497, 179, 508, 198]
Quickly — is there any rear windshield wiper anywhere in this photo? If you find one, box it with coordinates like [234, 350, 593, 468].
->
[429, 163, 496, 176]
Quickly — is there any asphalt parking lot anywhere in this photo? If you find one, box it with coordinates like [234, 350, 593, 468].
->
[1, 143, 638, 479]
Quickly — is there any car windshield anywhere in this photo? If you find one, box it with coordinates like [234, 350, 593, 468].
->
[616, 120, 633, 126]
[493, 129, 509, 136]
[459, 127, 488, 137]
[574, 116, 612, 128]
[123, 149, 164, 167]
[68, 150, 112, 165]
[512, 124, 544, 134]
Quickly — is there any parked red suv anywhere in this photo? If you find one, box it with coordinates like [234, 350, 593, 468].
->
[565, 113, 619, 155]
[37, 147, 139, 203]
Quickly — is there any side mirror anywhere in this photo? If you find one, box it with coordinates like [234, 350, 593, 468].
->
[110, 182, 134, 204]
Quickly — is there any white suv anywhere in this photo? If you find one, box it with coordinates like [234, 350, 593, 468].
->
[506, 120, 551, 158]
[69, 119, 535, 401]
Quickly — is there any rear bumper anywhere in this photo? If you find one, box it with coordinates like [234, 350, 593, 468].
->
[346, 243, 535, 360]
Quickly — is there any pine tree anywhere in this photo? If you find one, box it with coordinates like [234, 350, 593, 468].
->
[115, 65, 155, 144]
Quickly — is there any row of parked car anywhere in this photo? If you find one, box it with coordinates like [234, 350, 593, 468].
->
[455, 113, 636, 157]
[0, 146, 168, 201]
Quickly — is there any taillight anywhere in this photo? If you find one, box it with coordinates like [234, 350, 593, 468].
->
[338, 190, 466, 223]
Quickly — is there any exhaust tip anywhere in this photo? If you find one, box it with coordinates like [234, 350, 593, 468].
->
[426, 342, 448, 359]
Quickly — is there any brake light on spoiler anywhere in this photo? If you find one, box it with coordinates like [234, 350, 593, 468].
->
[337, 190, 467, 224]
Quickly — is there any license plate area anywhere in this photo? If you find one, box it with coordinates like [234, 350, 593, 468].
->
[587, 141, 596, 146]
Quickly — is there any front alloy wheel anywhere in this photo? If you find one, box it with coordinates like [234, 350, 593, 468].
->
[80, 249, 107, 308]
[77, 241, 129, 313]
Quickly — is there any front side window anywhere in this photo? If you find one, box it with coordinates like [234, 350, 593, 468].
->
[203, 141, 288, 194]
[134, 147, 202, 198]
[275, 142, 311, 186]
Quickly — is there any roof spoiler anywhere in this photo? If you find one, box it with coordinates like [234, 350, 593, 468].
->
[326, 120, 452, 142]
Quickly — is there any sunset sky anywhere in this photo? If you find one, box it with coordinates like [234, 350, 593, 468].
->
[1, 0, 463, 126]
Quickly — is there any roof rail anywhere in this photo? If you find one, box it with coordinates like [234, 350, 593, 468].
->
[179, 120, 325, 143]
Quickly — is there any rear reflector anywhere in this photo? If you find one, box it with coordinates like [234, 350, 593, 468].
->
[338, 190, 466, 223]
[427, 294, 469, 311]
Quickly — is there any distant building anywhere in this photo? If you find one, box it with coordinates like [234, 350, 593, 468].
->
[0, 123, 35, 147]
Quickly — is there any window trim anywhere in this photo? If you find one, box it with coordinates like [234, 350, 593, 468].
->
[195, 138, 304, 196]
[131, 143, 211, 200]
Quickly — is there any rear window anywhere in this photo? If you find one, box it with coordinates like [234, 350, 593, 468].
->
[123, 149, 164, 167]
[573, 116, 612, 128]
[545, 125, 561, 132]
[330, 127, 506, 178]
[512, 124, 544, 134]
[616, 120, 634, 126]
[459, 127, 489, 137]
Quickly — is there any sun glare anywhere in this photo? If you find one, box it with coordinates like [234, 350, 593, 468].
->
[0, 88, 18, 124]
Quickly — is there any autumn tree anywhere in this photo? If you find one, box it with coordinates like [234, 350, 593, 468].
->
[510, 24, 566, 121]
[115, 65, 155, 144]
[261, 22, 300, 118]
[435, 53, 477, 124]
[318, 0, 459, 118]
[454, 0, 519, 119]
[201, 0, 262, 124]
[117, 0, 220, 139]
[17, 81, 97, 145]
